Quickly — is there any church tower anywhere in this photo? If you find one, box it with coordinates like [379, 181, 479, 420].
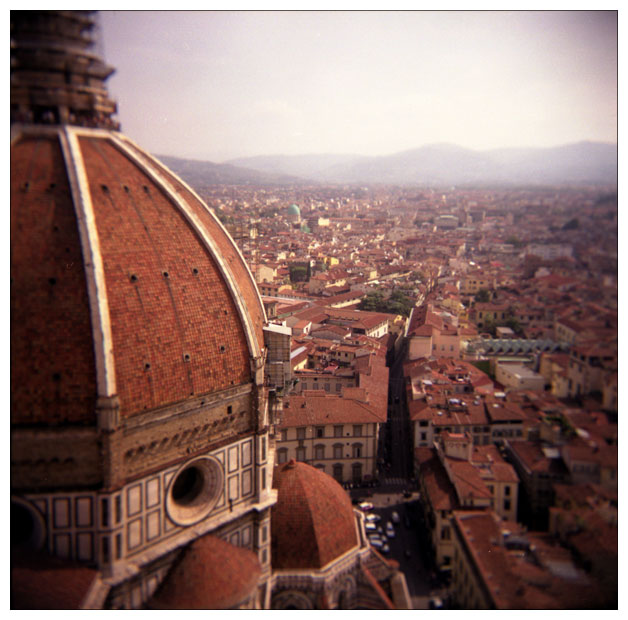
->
[11, 11, 283, 609]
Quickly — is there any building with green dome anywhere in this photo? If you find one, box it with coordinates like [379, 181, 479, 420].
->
[287, 203, 301, 224]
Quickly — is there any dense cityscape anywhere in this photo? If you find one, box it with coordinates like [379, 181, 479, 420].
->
[11, 10, 617, 610]
[191, 180, 618, 608]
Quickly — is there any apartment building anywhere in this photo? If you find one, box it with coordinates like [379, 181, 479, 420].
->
[459, 273, 496, 296]
[450, 511, 607, 609]
[276, 352, 388, 484]
[415, 432, 519, 572]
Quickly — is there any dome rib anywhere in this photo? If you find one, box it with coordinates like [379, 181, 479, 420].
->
[60, 126, 118, 403]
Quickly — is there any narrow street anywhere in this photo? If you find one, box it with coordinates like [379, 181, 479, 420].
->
[347, 343, 449, 608]
[381, 342, 413, 484]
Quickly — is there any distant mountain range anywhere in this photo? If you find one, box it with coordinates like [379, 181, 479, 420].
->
[160, 141, 617, 187]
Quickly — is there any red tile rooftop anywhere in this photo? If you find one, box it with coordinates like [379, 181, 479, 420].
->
[271, 460, 358, 570]
[149, 534, 261, 609]
[12, 550, 102, 609]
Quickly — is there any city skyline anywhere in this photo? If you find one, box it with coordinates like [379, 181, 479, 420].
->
[100, 10, 618, 163]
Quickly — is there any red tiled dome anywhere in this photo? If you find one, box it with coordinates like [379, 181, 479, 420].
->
[11, 549, 102, 609]
[11, 128, 266, 423]
[272, 460, 358, 569]
[149, 534, 261, 609]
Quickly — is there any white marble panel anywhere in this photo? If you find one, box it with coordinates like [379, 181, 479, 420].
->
[128, 518, 142, 549]
[76, 496, 92, 527]
[77, 532, 93, 561]
[146, 510, 160, 541]
[146, 477, 160, 508]
[228, 445, 239, 473]
[53, 498, 70, 528]
[127, 484, 142, 516]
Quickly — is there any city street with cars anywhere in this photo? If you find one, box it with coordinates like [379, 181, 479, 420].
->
[349, 343, 449, 609]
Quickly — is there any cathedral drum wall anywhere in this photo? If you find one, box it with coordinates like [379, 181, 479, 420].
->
[13, 431, 272, 577]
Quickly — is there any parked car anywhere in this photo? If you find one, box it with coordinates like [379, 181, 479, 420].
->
[369, 537, 383, 549]
[365, 513, 381, 523]
[391, 511, 400, 524]
[365, 522, 377, 531]
[381, 544, 390, 554]
[428, 597, 443, 609]
[385, 522, 395, 538]
[358, 501, 374, 512]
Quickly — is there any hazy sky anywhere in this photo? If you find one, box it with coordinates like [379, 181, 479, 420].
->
[99, 10, 617, 162]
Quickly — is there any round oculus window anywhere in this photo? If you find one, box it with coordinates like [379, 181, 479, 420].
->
[166, 456, 223, 526]
[11, 498, 46, 550]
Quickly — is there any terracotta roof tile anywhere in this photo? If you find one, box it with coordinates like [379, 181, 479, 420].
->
[11, 136, 97, 424]
[150, 534, 261, 609]
[11, 550, 101, 609]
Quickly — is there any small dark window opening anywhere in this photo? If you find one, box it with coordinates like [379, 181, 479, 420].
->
[49, 277, 57, 285]
[101, 498, 109, 527]
[101, 184, 108, 192]
[101, 537, 110, 562]
[130, 274, 138, 282]
[227, 405, 233, 414]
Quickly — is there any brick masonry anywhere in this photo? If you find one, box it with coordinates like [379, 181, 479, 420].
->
[11, 135, 98, 425]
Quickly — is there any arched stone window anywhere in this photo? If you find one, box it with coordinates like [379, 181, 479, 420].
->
[352, 462, 362, 483]
[352, 443, 363, 458]
[333, 463, 343, 482]
[272, 590, 314, 610]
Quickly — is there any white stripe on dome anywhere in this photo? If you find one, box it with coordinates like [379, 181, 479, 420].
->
[59, 127, 117, 399]
[105, 132, 264, 359]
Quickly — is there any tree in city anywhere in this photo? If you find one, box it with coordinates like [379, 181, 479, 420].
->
[359, 289, 414, 317]
[475, 289, 491, 303]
